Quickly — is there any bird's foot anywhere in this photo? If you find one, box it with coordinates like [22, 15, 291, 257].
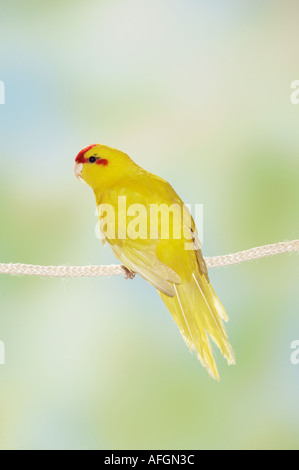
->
[121, 266, 135, 280]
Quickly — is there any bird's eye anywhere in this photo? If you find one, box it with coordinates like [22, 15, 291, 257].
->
[89, 156, 96, 163]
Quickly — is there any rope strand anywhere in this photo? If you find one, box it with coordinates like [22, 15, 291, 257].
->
[0, 240, 297, 278]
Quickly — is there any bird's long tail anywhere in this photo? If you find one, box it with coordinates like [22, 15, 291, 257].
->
[159, 270, 235, 380]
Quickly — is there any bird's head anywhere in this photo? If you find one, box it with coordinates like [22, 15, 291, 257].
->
[74, 143, 137, 191]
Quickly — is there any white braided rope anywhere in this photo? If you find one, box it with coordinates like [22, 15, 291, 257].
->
[204, 239, 299, 268]
[0, 240, 297, 278]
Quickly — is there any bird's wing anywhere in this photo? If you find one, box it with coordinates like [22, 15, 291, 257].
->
[98, 178, 233, 378]
[110, 242, 181, 297]
[98, 181, 182, 297]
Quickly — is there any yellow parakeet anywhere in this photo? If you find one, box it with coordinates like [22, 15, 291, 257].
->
[75, 144, 235, 380]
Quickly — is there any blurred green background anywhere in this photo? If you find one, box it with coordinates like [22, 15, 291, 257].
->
[0, 0, 298, 450]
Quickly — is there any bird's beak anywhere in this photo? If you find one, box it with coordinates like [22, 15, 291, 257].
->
[74, 163, 83, 180]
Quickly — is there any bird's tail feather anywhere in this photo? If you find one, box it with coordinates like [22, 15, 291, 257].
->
[159, 271, 235, 380]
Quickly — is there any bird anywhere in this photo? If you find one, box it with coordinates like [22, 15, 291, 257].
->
[74, 144, 235, 379]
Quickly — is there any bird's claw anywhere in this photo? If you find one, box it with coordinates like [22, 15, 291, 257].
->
[121, 266, 135, 280]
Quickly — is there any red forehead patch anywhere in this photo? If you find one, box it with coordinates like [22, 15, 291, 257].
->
[75, 144, 97, 163]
